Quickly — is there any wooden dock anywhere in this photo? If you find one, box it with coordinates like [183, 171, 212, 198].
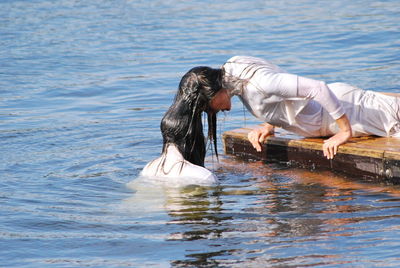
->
[222, 126, 400, 184]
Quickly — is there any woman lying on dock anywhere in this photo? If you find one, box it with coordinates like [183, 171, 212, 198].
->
[141, 67, 223, 184]
[197, 56, 400, 159]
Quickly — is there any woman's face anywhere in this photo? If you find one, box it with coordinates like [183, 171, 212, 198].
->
[209, 88, 231, 113]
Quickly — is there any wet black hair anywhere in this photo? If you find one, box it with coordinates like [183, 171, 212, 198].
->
[160, 66, 223, 167]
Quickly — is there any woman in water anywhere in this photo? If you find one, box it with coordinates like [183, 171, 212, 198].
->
[141, 67, 229, 185]
[204, 56, 400, 159]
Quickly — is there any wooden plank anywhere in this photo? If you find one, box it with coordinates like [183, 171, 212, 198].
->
[222, 126, 400, 184]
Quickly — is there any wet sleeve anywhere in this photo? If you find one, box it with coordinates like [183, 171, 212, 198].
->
[252, 70, 300, 98]
[297, 76, 345, 120]
[247, 66, 345, 120]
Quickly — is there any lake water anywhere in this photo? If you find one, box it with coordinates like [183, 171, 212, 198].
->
[1, 0, 400, 267]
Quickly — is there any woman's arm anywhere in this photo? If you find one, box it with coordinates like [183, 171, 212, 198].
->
[257, 73, 352, 158]
[296, 76, 353, 159]
[322, 114, 352, 159]
[247, 123, 275, 152]
[231, 59, 351, 158]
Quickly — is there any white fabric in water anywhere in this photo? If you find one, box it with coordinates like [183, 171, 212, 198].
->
[141, 144, 218, 186]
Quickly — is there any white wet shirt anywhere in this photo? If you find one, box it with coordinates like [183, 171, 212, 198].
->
[141, 144, 218, 186]
[222, 56, 345, 137]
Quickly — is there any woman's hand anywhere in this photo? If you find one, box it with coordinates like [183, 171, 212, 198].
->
[323, 130, 352, 159]
[248, 123, 275, 152]
[323, 114, 352, 159]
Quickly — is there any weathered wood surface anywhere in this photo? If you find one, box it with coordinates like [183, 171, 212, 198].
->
[222, 126, 400, 184]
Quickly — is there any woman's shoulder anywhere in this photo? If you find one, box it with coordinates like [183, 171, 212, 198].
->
[141, 159, 218, 186]
[140, 156, 162, 177]
[178, 161, 218, 184]
[140, 144, 218, 185]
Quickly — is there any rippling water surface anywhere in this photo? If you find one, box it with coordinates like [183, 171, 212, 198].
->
[1, 0, 400, 267]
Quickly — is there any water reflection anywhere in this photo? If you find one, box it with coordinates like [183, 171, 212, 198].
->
[125, 157, 400, 266]
[124, 178, 232, 266]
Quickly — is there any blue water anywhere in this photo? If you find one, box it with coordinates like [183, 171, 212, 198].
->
[1, 0, 400, 266]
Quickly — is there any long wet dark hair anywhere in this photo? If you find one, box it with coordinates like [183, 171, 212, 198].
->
[160, 66, 223, 167]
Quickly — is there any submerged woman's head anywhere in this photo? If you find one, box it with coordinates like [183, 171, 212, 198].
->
[160, 66, 227, 167]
